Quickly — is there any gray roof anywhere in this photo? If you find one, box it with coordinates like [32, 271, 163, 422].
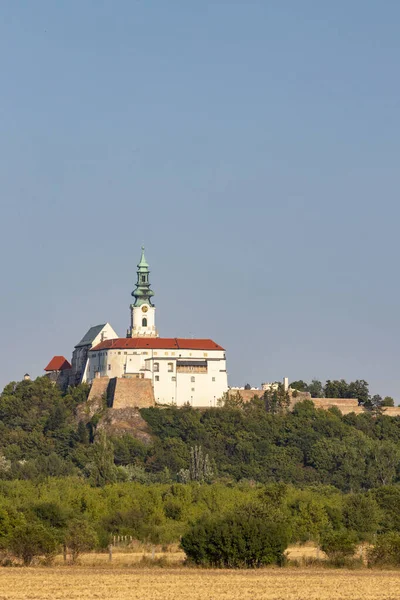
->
[75, 324, 107, 348]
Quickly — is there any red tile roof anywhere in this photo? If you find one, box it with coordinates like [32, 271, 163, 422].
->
[91, 338, 225, 351]
[44, 356, 72, 371]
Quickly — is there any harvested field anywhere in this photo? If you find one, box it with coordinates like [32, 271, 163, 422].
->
[0, 568, 399, 600]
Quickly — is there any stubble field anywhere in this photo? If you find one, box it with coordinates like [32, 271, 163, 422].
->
[0, 567, 399, 600]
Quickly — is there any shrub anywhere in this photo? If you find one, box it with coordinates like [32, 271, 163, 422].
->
[9, 522, 59, 565]
[368, 532, 400, 567]
[320, 529, 358, 566]
[181, 505, 289, 568]
[65, 519, 98, 563]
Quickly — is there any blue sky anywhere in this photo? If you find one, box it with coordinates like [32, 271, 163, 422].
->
[1, 1, 400, 398]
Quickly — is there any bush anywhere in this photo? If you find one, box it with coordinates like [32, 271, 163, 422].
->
[9, 522, 59, 565]
[368, 532, 400, 567]
[320, 529, 358, 566]
[181, 505, 289, 568]
[65, 519, 98, 563]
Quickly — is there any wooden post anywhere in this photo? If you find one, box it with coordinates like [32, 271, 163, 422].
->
[63, 543, 67, 563]
[108, 544, 113, 562]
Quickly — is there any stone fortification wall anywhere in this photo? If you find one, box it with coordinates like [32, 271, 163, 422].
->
[228, 388, 400, 416]
[87, 377, 110, 404]
[228, 389, 263, 402]
[112, 378, 155, 409]
[87, 376, 155, 409]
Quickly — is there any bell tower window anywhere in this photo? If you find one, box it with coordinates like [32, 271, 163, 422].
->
[142, 317, 147, 327]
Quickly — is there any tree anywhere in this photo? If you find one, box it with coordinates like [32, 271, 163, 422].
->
[9, 522, 59, 565]
[263, 384, 290, 414]
[181, 504, 289, 568]
[365, 394, 383, 414]
[381, 396, 395, 407]
[348, 380, 370, 406]
[65, 519, 98, 563]
[324, 379, 349, 399]
[189, 446, 214, 482]
[86, 430, 118, 487]
[368, 532, 400, 567]
[320, 529, 358, 565]
[308, 380, 324, 398]
[290, 381, 308, 393]
[342, 493, 380, 541]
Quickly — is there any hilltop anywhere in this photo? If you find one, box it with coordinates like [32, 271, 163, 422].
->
[1, 376, 400, 491]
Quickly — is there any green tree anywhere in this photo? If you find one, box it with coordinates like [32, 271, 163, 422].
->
[381, 396, 395, 407]
[263, 384, 290, 414]
[181, 504, 289, 568]
[290, 381, 308, 393]
[348, 380, 370, 406]
[9, 522, 59, 565]
[308, 380, 324, 398]
[65, 519, 98, 563]
[86, 431, 118, 487]
[368, 532, 400, 567]
[320, 529, 358, 565]
[324, 380, 349, 399]
[342, 493, 380, 541]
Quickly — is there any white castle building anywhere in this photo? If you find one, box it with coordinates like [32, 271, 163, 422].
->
[69, 248, 228, 407]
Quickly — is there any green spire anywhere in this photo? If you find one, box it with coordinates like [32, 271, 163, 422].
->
[137, 245, 149, 269]
[131, 246, 154, 307]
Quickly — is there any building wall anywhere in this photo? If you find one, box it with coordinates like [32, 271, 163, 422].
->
[130, 304, 158, 337]
[87, 347, 228, 407]
[74, 323, 118, 384]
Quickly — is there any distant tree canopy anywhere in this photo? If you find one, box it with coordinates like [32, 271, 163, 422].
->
[0, 376, 399, 493]
[290, 379, 396, 411]
[1, 377, 400, 565]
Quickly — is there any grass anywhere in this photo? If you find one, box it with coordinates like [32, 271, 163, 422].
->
[0, 567, 400, 599]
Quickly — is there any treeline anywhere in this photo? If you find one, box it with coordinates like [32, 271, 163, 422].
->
[290, 378, 395, 409]
[2, 377, 400, 492]
[0, 479, 400, 566]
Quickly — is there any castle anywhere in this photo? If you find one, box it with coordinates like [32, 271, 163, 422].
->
[45, 248, 228, 408]
[43, 248, 400, 416]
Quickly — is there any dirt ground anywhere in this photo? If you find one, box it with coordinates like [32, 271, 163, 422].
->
[0, 567, 399, 600]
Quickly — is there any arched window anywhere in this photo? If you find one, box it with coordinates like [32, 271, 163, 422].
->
[142, 317, 147, 327]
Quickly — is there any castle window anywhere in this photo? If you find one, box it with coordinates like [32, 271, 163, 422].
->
[191, 388, 195, 392]
[171, 376, 176, 382]
[191, 376, 195, 383]
[154, 362, 159, 372]
[203, 353, 208, 357]
[142, 318, 147, 327]
[212, 377, 216, 382]
[168, 362, 173, 372]
[155, 376, 159, 382]
[108, 365, 111, 371]
[141, 275, 146, 282]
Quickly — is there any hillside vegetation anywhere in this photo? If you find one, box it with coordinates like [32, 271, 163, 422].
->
[0, 377, 400, 565]
[1, 376, 400, 490]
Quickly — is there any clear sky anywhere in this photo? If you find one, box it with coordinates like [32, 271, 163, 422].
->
[1, 1, 400, 399]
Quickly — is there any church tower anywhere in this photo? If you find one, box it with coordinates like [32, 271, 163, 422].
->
[127, 247, 159, 338]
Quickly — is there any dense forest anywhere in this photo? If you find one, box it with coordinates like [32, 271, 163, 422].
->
[1, 376, 400, 565]
[1, 376, 400, 491]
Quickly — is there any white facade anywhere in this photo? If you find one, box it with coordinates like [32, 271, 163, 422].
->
[87, 342, 227, 407]
[72, 323, 118, 385]
[128, 303, 158, 338]
[79, 248, 229, 406]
